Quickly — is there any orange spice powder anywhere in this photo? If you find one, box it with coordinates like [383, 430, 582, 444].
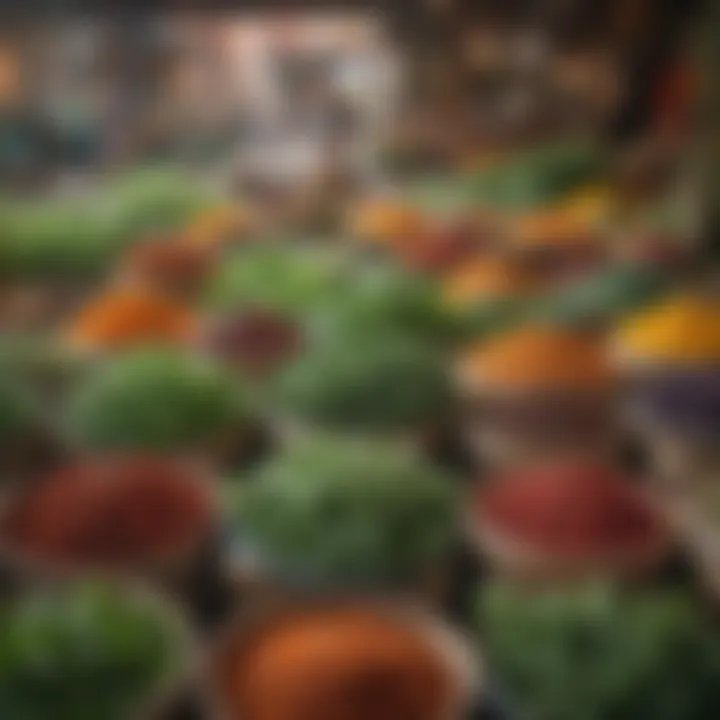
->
[67, 286, 198, 351]
[614, 295, 720, 366]
[220, 607, 455, 720]
[459, 326, 613, 394]
[444, 256, 537, 307]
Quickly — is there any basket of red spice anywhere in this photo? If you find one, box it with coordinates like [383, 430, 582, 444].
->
[201, 307, 305, 380]
[206, 597, 482, 720]
[120, 235, 220, 300]
[0, 455, 219, 596]
[469, 463, 673, 582]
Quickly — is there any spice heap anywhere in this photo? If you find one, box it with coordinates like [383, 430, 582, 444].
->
[203, 308, 303, 377]
[456, 326, 614, 467]
[474, 463, 670, 578]
[2, 456, 214, 570]
[122, 236, 217, 296]
[614, 294, 720, 367]
[67, 286, 197, 352]
[216, 606, 463, 720]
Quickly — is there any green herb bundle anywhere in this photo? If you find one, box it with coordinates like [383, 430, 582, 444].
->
[205, 244, 350, 317]
[480, 583, 720, 720]
[469, 139, 605, 212]
[274, 331, 454, 433]
[310, 264, 462, 347]
[234, 437, 458, 586]
[64, 348, 245, 452]
[0, 583, 182, 720]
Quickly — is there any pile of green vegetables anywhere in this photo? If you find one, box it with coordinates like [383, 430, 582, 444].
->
[63, 348, 245, 452]
[0, 583, 182, 720]
[310, 264, 463, 347]
[529, 264, 672, 327]
[469, 139, 605, 212]
[205, 244, 351, 317]
[234, 437, 458, 586]
[274, 331, 454, 433]
[481, 582, 720, 720]
[0, 167, 215, 281]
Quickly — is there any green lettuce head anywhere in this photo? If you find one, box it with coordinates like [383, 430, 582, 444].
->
[64, 348, 245, 452]
[205, 244, 349, 317]
[0, 582, 184, 720]
[101, 166, 216, 239]
[310, 263, 462, 347]
[480, 582, 720, 720]
[233, 436, 458, 586]
[274, 331, 454, 433]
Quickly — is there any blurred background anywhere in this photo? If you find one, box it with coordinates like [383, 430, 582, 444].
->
[0, 3, 719, 720]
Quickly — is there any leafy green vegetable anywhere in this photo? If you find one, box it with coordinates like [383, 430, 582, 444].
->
[205, 244, 350, 316]
[100, 166, 216, 240]
[274, 332, 454, 432]
[0, 200, 126, 279]
[0, 582, 182, 720]
[310, 264, 462, 347]
[234, 436, 458, 586]
[530, 265, 671, 326]
[64, 348, 246, 452]
[480, 583, 720, 720]
[469, 139, 605, 211]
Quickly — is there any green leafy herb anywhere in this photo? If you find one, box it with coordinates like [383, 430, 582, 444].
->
[480, 583, 720, 720]
[0, 582, 182, 720]
[234, 437, 458, 586]
[64, 348, 245, 452]
[274, 332, 454, 432]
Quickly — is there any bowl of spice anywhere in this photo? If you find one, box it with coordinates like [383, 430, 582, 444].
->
[455, 325, 616, 471]
[508, 192, 610, 285]
[611, 293, 720, 488]
[65, 284, 198, 355]
[0, 455, 217, 592]
[120, 235, 219, 300]
[443, 255, 538, 339]
[470, 462, 672, 582]
[201, 308, 304, 380]
[348, 197, 426, 251]
[207, 599, 480, 720]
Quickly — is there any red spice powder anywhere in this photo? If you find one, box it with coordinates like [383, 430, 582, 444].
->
[398, 223, 479, 274]
[2, 456, 214, 568]
[479, 464, 664, 558]
[219, 607, 454, 720]
[204, 309, 303, 376]
[125, 237, 217, 291]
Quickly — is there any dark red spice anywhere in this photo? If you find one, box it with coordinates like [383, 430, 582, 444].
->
[218, 606, 454, 720]
[126, 237, 217, 293]
[2, 456, 214, 569]
[479, 464, 665, 558]
[399, 223, 479, 274]
[204, 309, 303, 376]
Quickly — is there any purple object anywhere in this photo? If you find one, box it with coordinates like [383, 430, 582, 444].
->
[632, 368, 720, 440]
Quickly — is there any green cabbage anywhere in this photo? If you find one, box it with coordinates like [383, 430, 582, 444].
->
[205, 244, 350, 316]
[0, 583, 182, 720]
[480, 583, 720, 720]
[274, 332, 453, 432]
[234, 437, 458, 586]
[64, 348, 245, 452]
